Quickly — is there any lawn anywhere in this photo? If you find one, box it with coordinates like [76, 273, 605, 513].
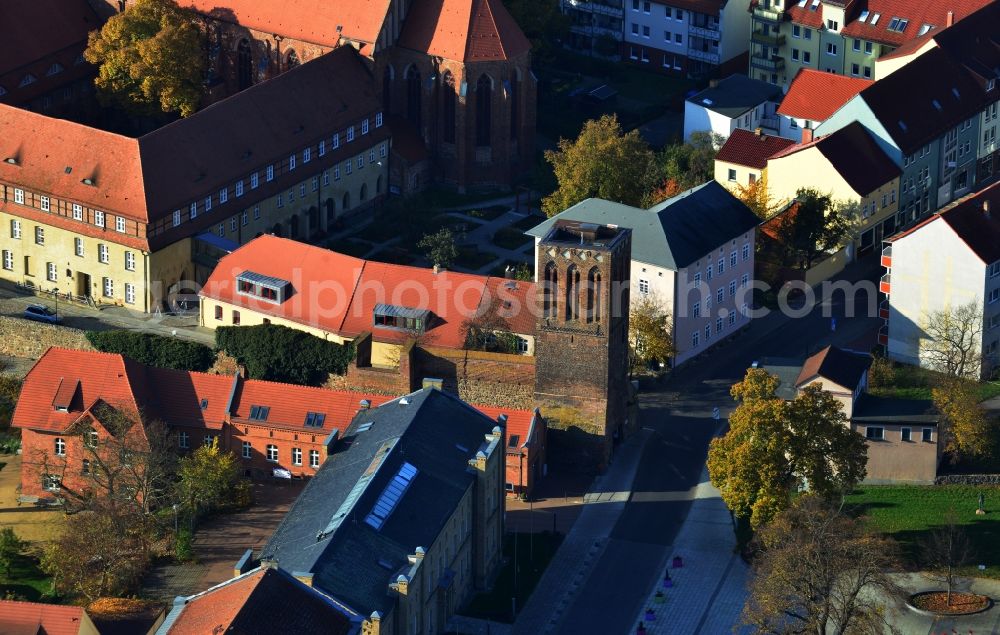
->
[461, 531, 564, 623]
[844, 485, 1000, 578]
[870, 362, 1000, 402]
[491, 227, 533, 251]
[0, 552, 56, 602]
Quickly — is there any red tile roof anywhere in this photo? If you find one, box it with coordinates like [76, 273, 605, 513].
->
[179, 0, 389, 48]
[476, 405, 541, 449]
[232, 381, 394, 432]
[0, 600, 92, 635]
[398, 0, 531, 62]
[201, 235, 537, 349]
[715, 128, 796, 169]
[838, 0, 993, 47]
[778, 69, 872, 121]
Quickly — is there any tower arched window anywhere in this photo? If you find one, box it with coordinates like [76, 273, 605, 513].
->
[587, 267, 602, 323]
[476, 74, 492, 147]
[237, 39, 253, 90]
[405, 66, 422, 129]
[544, 262, 559, 319]
[442, 71, 456, 144]
[566, 265, 580, 321]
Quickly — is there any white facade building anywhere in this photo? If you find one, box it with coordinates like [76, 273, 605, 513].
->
[683, 74, 783, 141]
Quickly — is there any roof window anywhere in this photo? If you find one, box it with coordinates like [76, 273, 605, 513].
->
[373, 304, 430, 333]
[918, 24, 933, 36]
[898, 120, 908, 132]
[887, 17, 908, 32]
[249, 405, 270, 421]
[364, 462, 418, 531]
[236, 271, 291, 304]
[858, 9, 869, 22]
[810, 0, 819, 10]
[932, 99, 942, 111]
[870, 13, 881, 25]
[304, 412, 326, 428]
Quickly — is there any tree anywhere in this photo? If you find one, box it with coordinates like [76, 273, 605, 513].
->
[0, 527, 26, 578]
[502, 0, 569, 66]
[733, 173, 781, 220]
[41, 504, 153, 601]
[176, 438, 242, 517]
[772, 189, 851, 268]
[86, 330, 215, 372]
[921, 301, 984, 379]
[708, 369, 868, 528]
[462, 297, 519, 354]
[920, 509, 973, 608]
[84, 0, 205, 117]
[215, 324, 355, 386]
[743, 495, 903, 635]
[629, 294, 675, 371]
[542, 114, 656, 216]
[418, 228, 459, 269]
[933, 377, 991, 458]
[641, 177, 682, 208]
[0, 373, 21, 430]
[656, 131, 723, 192]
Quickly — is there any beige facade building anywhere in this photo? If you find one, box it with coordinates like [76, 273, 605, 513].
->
[0, 47, 387, 312]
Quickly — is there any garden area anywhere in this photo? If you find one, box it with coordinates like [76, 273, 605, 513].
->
[461, 531, 564, 623]
[845, 485, 1000, 579]
[869, 361, 1000, 402]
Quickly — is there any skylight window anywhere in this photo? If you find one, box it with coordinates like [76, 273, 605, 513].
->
[952, 87, 961, 99]
[918, 24, 933, 36]
[898, 120, 908, 132]
[797, 0, 807, 6]
[859, 9, 869, 22]
[364, 462, 418, 531]
[810, 0, 819, 10]
[887, 17, 908, 32]
[249, 405, 270, 421]
[870, 13, 881, 25]
[200, 399, 209, 410]
[304, 412, 326, 428]
[932, 99, 942, 111]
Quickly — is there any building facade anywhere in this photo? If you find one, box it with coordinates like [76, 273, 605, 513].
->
[774, 68, 871, 140]
[714, 128, 795, 189]
[683, 74, 783, 141]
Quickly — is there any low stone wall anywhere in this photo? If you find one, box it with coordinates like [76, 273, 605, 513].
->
[416, 346, 536, 410]
[934, 474, 1000, 486]
[0, 315, 93, 359]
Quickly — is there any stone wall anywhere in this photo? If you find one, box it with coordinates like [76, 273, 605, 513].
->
[415, 346, 536, 410]
[0, 316, 93, 360]
[934, 474, 1000, 486]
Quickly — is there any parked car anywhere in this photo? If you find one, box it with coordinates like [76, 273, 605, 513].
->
[23, 304, 62, 324]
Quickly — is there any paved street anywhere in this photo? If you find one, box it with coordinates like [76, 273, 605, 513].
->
[515, 259, 884, 635]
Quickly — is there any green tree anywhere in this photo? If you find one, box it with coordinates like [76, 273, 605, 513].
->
[743, 495, 903, 635]
[0, 527, 27, 578]
[655, 131, 723, 192]
[773, 188, 851, 268]
[933, 376, 991, 458]
[418, 228, 459, 269]
[176, 438, 242, 517]
[708, 369, 868, 529]
[86, 330, 215, 372]
[84, 0, 205, 117]
[629, 294, 675, 371]
[542, 114, 656, 216]
[502, 0, 568, 65]
[215, 324, 355, 386]
[0, 373, 21, 430]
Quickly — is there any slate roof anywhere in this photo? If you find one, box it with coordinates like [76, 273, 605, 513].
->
[852, 395, 938, 424]
[159, 566, 358, 635]
[753, 357, 804, 401]
[715, 128, 796, 169]
[686, 74, 783, 119]
[526, 181, 760, 271]
[796, 345, 872, 391]
[398, 0, 531, 62]
[777, 69, 872, 121]
[259, 388, 500, 616]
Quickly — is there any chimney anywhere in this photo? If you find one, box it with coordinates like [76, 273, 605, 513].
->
[359, 399, 371, 410]
[946, 10, 954, 26]
[754, 127, 763, 136]
[504, 265, 514, 279]
[801, 128, 814, 143]
[984, 200, 992, 218]
[497, 413, 508, 427]
[433, 263, 441, 274]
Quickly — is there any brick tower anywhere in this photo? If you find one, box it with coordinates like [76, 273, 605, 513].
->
[533, 220, 633, 470]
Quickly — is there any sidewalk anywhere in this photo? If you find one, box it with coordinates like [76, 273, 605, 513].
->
[629, 466, 751, 635]
[511, 429, 652, 635]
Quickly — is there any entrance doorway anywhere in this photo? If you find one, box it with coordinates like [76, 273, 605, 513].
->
[76, 272, 91, 298]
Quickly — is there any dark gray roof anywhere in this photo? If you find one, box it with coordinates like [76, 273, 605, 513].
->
[686, 74, 783, 118]
[852, 395, 939, 424]
[754, 357, 804, 402]
[526, 181, 759, 271]
[259, 388, 498, 616]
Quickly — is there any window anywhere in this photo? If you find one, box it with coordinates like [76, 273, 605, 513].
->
[376, 112, 383, 128]
[232, 310, 240, 325]
[253, 205, 260, 220]
[826, 43, 838, 55]
[276, 193, 283, 208]
[346, 160, 352, 175]
[303, 147, 311, 163]
[727, 168, 736, 181]
[311, 176, 318, 192]
[179, 431, 189, 448]
[347, 126, 355, 142]
[380, 142, 387, 158]
[10, 220, 20, 239]
[40, 196, 49, 212]
[730, 251, 737, 267]
[674, 33, 682, 44]
[356, 156, 363, 170]
[707, 264, 712, 280]
[865, 427, 884, 440]
[742, 243, 750, 261]
[219, 188, 228, 204]
[266, 165, 274, 181]
[333, 133, 340, 149]
[205, 196, 212, 212]
[990, 262, 1000, 278]
[102, 277, 113, 298]
[242, 441, 252, 459]
[675, 9, 683, 19]
[792, 25, 801, 37]
[643, 25, 650, 37]
[922, 428, 933, 442]
[2, 251, 12, 271]
[692, 330, 700, 347]
[865, 41, 873, 54]
[241, 211, 248, 226]
[632, 23, 639, 35]
[729, 280, 737, 297]
[99, 243, 109, 264]
[113, 216, 126, 234]
[230, 218, 237, 233]
[716, 317, 723, 333]
[292, 448, 302, 465]
[901, 427, 912, 442]
[95, 210, 104, 228]
[173, 210, 181, 227]
[82, 459, 90, 475]
[990, 288, 1000, 305]
[716, 287, 724, 304]
[72, 204, 83, 220]
[851, 63, 859, 76]
[362, 118, 370, 135]
[729, 311, 736, 326]
[43, 475, 61, 491]
[826, 19, 838, 30]
[705, 324, 711, 341]
[804, 28, 811, 40]
[638, 279, 649, 294]
[289, 154, 296, 171]
[334, 166, 341, 180]
[35, 227, 44, 245]
[643, 1, 650, 11]
[853, 38, 861, 52]
[190, 202, 198, 219]
[310, 450, 320, 468]
[214, 305, 223, 320]
[235, 180, 244, 197]
[125, 283, 135, 305]
[74, 238, 84, 257]
[46, 261, 57, 282]
[803, 51, 811, 64]
[251, 172, 259, 189]
[323, 171, 330, 186]
[13, 189, 23, 205]
[718, 257, 725, 274]
[266, 444, 278, 462]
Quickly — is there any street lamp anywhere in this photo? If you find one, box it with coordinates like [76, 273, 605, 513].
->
[53, 287, 59, 317]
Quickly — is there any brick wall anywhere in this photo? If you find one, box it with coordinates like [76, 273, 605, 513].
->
[0, 316, 93, 359]
[415, 346, 536, 410]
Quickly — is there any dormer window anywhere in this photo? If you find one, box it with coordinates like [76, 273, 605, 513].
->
[304, 412, 326, 428]
[373, 304, 430, 332]
[235, 271, 290, 304]
[19, 74, 36, 88]
[46, 63, 64, 76]
[249, 405, 270, 421]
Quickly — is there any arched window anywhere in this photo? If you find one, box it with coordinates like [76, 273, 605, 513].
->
[476, 74, 492, 147]
[510, 74, 520, 141]
[237, 39, 253, 90]
[442, 71, 456, 144]
[405, 66, 422, 129]
[544, 262, 558, 319]
[382, 65, 393, 111]
[343, 191, 351, 211]
[565, 265, 580, 321]
[587, 267, 602, 322]
[285, 49, 300, 70]
[360, 183, 368, 201]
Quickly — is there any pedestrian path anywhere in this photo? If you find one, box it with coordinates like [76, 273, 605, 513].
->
[630, 467, 751, 635]
[512, 429, 652, 635]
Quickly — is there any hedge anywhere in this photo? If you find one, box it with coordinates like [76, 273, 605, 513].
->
[215, 324, 355, 386]
[85, 330, 215, 372]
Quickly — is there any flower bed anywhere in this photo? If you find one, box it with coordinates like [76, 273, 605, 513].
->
[908, 591, 991, 615]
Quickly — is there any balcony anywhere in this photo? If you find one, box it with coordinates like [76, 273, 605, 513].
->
[751, 30, 786, 46]
[879, 273, 891, 295]
[880, 244, 892, 268]
[877, 324, 888, 346]
[564, 0, 624, 18]
[879, 299, 890, 320]
[689, 25, 721, 40]
[760, 115, 780, 133]
[688, 48, 721, 64]
[750, 54, 784, 72]
[752, 6, 784, 23]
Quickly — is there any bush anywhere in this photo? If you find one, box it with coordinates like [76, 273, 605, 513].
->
[86, 330, 215, 372]
[215, 324, 355, 386]
[174, 529, 194, 563]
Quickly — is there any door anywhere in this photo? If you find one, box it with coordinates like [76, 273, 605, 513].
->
[76, 272, 91, 298]
[23, 255, 30, 277]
